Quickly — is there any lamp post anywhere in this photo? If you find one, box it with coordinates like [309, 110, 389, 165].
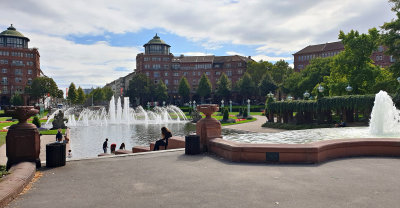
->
[267, 91, 274, 98]
[247, 99, 250, 116]
[221, 100, 224, 108]
[193, 100, 196, 110]
[147, 102, 150, 110]
[346, 84, 353, 94]
[397, 77, 400, 84]
[229, 100, 232, 112]
[189, 101, 192, 108]
[303, 91, 310, 100]
[163, 101, 166, 107]
[287, 95, 293, 101]
[317, 84, 324, 99]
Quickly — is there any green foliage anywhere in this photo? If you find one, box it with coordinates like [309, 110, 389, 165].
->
[10, 93, 23, 106]
[381, 1, 400, 77]
[76, 87, 86, 104]
[127, 73, 153, 105]
[246, 61, 274, 86]
[259, 73, 277, 97]
[178, 77, 190, 102]
[102, 86, 114, 101]
[237, 72, 256, 97]
[26, 77, 59, 100]
[155, 80, 168, 102]
[243, 107, 248, 118]
[223, 108, 229, 120]
[67, 82, 77, 103]
[32, 116, 41, 128]
[56, 89, 64, 99]
[197, 73, 212, 101]
[271, 60, 294, 86]
[215, 73, 231, 100]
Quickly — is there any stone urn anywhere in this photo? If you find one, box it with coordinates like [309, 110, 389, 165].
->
[6, 106, 41, 169]
[196, 104, 222, 152]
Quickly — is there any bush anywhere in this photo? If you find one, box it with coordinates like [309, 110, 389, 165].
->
[10, 94, 23, 106]
[32, 116, 41, 128]
[223, 108, 229, 121]
[243, 108, 248, 118]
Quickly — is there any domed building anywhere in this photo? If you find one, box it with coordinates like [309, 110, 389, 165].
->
[0, 24, 42, 105]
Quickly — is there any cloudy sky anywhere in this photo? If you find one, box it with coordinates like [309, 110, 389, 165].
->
[1, 0, 396, 91]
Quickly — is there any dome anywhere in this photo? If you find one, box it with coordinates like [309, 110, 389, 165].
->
[144, 33, 170, 47]
[0, 24, 29, 40]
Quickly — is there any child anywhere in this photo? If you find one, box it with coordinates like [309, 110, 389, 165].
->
[67, 150, 72, 158]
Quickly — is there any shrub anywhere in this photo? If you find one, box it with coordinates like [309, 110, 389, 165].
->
[32, 116, 41, 128]
[223, 108, 229, 121]
[243, 108, 248, 118]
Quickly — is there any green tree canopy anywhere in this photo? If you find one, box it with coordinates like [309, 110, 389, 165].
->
[102, 86, 114, 101]
[258, 73, 277, 97]
[381, 0, 400, 77]
[197, 73, 212, 102]
[246, 61, 274, 86]
[155, 80, 168, 103]
[67, 82, 77, 104]
[127, 73, 153, 105]
[10, 93, 23, 106]
[237, 72, 256, 98]
[215, 72, 231, 100]
[76, 87, 86, 104]
[178, 76, 190, 102]
[26, 77, 59, 100]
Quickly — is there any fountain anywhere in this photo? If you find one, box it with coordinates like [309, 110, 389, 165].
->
[369, 91, 400, 135]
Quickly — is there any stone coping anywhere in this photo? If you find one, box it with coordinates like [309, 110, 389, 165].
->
[209, 138, 400, 163]
[0, 162, 36, 208]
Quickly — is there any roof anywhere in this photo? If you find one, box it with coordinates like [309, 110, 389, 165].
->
[293, 41, 343, 55]
[171, 55, 252, 63]
[0, 24, 29, 40]
[143, 34, 170, 47]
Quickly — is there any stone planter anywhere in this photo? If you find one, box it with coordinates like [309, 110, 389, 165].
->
[196, 104, 222, 152]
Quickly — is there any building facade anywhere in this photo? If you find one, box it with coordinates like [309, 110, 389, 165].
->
[0, 24, 42, 105]
[136, 34, 252, 96]
[105, 72, 135, 98]
[293, 41, 394, 72]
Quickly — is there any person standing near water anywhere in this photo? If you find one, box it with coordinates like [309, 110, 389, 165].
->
[56, 129, 63, 142]
[103, 138, 109, 153]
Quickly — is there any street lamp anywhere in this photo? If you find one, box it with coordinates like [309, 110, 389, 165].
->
[247, 99, 250, 116]
[267, 91, 274, 98]
[346, 84, 353, 93]
[221, 100, 224, 108]
[397, 77, 400, 84]
[229, 100, 232, 112]
[163, 101, 166, 107]
[303, 91, 310, 99]
[318, 84, 324, 93]
[193, 100, 196, 110]
[287, 95, 293, 101]
[147, 102, 150, 110]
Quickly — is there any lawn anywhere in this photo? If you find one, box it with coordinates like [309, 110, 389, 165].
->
[185, 111, 259, 126]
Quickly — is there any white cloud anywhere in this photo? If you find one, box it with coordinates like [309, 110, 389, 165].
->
[251, 55, 292, 62]
[0, 0, 395, 87]
[226, 51, 245, 56]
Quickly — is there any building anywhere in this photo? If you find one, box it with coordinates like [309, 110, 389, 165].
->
[136, 34, 252, 96]
[293, 41, 394, 72]
[105, 72, 135, 98]
[0, 24, 42, 105]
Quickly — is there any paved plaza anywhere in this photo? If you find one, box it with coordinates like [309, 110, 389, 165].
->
[6, 150, 400, 208]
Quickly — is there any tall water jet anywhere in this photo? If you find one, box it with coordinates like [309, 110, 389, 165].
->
[116, 97, 122, 123]
[109, 96, 116, 123]
[369, 91, 400, 135]
[123, 97, 130, 124]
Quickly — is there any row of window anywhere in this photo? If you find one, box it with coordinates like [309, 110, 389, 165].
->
[1, 77, 32, 84]
[147, 63, 243, 70]
[144, 57, 170, 62]
[1, 68, 33, 75]
[0, 37, 28, 48]
[298, 51, 340, 61]
[146, 70, 243, 78]
[1, 86, 24, 94]
[0, 59, 34, 66]
[153, 76, 234, 86]
[0, 51, 35, 58]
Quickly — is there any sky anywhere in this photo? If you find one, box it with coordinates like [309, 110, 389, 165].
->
[0, 0, 396, 92]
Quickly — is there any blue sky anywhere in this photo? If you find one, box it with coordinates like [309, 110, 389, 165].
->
[0, 0, 396, 92]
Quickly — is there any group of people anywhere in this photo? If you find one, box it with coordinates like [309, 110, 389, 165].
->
[55, 128, 72, 158]
[102, 127, 173, 153]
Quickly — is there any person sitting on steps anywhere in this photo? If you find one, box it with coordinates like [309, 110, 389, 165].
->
[153, 127, 172, 151]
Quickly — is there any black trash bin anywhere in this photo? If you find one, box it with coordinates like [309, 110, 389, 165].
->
[185, 135, 200, 155]
[46, 142, 66, 167]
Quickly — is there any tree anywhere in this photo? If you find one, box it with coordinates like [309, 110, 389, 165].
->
[271, 60, 294, 86]
[10, 93, 23, 106]
[155, 80, 168, 102]
[237, 72, 256, 99]
[27, 77, 58, 101]
[32, 116, 41, 128]
[127, 73, 152, 105]
[102, 86, 114, 101]
[326, 28, 380, 95]
[76, 87, 86, 104]
[67, 82, 77, 104]
[246, 61, 274, 86]
[56, 89, 64, 99]
[197, 73, 212, 103]
[178, 77, 190, 103]
[91, 87, 105, 104]
[258, 73, 277, 97]
[381, 0, 400, 77]
[215, 72, 231, 100]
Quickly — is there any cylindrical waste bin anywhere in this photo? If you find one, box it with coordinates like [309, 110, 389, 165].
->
[46, 142, 66, 167]
[185, 135, 200, 155]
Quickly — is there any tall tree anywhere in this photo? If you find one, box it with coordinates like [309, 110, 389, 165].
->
[67, 82, 77, 104]
[26, 77, 58, 101]
[178, 76, 190, 103]
[258, 73, 277, 97]
[102, 86, 114, 101]
[326, 28, 380, 95]
[271, 60, 294, 86]
[197, 73, 212, 103]
[56, 89, 64, 99]
[127, 73, 152, 105]
[215, 72, 231, 100]
[155, 80, 168, 103]
[237, 72, 256, 98]
[381, 0, 400, 77]
[76, 87, 86, 104]
[246, 61, 274, 86]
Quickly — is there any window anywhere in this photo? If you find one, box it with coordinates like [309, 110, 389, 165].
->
[192, 79, 197, 84]
[11, 60, 23, 66]
[152, 57, 161, 61]
[152, 64, 161, 69]
[15, 69, 22, 75]
[192, 72, 196, 76]
[173, 72, 179, 76]
[238, 62, 242, 67]
[205, 72, 210, 75]
[391, 56, 396, 63]
[238, 69, 243, 74]
[2, 86, 7, 94]
[2, 77, 7, 84]
[145, 72, 150, 76]
[154, 72, 160, 78]
[144, 57, 150, 61]
[163, 57, 170, 61]
[163, 64, 169, 69]
[174, 79, 179, 84]
[15, 77, 22, 83]
[183, 72, 188, 76]
[26, 61, 33, 66]
[226, 63, 231, 68]
[0, 60, 8, 64]
[378, 46, 384, 52]
[27, 78, 32, 85]
[198, 72, 201, 76]
[215, 71, 221, 75]
[172, 64, 180, 69]
[164, 72, 168, 76]
[226, 71, 232, 76]
[2, 68, 6, 73]
[376, 55, 383, 61]
[164, 79, 169, 85]
[298, 65, 303, 70]
[28, 69, 32, 74]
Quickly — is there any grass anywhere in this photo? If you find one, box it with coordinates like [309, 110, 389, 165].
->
[185, 111, 258, 126]
[0, 132, 6, 146]
[221, 117, 257, 126]
[39, 129, 66, 135]
[262, 122, 333, 130]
